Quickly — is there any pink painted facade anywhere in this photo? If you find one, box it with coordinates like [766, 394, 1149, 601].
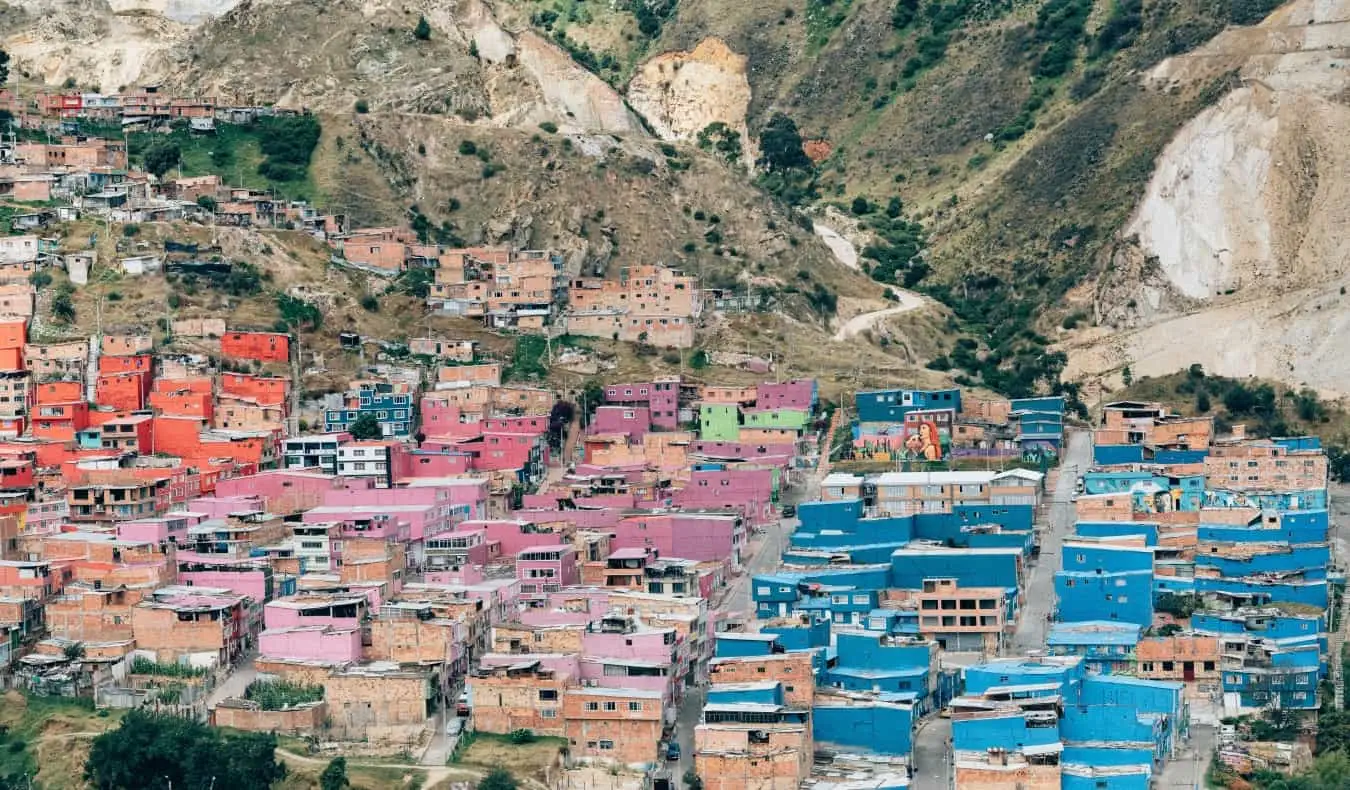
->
[589, 406, 651, 439]
[604, 377, 680, 430]
[457, 519, 563, 557]
[419, 399, 475, 437]
[514, 507, 624, 531]
[608, 512, 743, 567]
[393, 449, 473, 479]
[258, 625, 363, 663]
[671, 468, 775, 525]
[117, 513, 198, 544]
[689, 440, 795, 466]
[516, 544, 580, 603]
[264, 594, 367, 630]
[214, 470, 360, 514]
[175, 553, 273, 602]
[754, 379, 817, 412]
[424, 565, 484, 585]
[317, 479, 487, 530]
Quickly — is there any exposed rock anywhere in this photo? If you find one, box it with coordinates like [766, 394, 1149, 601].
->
[626, 37, 755, 163]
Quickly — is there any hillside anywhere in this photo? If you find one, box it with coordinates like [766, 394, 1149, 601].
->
[3, 0, 1346, 401]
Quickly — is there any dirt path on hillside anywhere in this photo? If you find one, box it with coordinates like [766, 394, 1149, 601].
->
[814, 220, 928, 341]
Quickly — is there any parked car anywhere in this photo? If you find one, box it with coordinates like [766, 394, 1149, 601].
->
[666, 742, 681, 761]
[781, 504, 796, 518]
[455, 692, 471, 717]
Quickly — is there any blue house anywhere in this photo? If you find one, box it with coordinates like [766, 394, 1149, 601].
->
[813, 695, 915, 756]
[1046, 621, 1142, 674]
[823, 631, 939, 713]
[1054, 543, 1155, 627]
[855, 388, 961, 424]
[324, 381, 415, 437]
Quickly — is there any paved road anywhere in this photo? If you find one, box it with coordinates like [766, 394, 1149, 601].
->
[1011, 430, 1091, 653]
[910, 716, 951, 790]
[205, 653, 257, 710]
[1155, 723, 1214, 790]
[910, 430, 1089, 790]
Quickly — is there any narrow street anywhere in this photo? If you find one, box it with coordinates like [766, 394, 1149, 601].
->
[910, 430, 1089, 790]
[1011, 430, 1090, 653]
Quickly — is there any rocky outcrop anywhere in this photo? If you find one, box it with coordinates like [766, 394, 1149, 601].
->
[626, 37, 754, 162]
[1067, 0, 1350, 393]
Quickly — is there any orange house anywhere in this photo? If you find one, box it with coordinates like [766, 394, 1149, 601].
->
[98, 354, 152, 375]
[149, 384, 214, 420]
[0, 348, 22, 372]
[33, 401, 90, 441]
[220, 373, 289, 406]
[152, 416, 205, 457]
[95, 371, 150, 411]
[220, 332, 290, 363]
[35, 380, 83, 405]
[0, 320, 25, 369]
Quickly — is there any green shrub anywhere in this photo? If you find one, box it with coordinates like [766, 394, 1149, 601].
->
[244, 679, 325, 710]
[354, 99, 369, 114]
[414, 15, 432, 40]
[539, 121, 558, 134]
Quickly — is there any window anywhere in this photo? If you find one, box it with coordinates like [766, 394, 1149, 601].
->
[1162, 662, 1174, 672]
[1203, 661, 1215, 671]
[598, 740, 614, 751]
[628, 702, 642, 711]
[585, 702, 599, 712]
[541, 709, 558, 719]
[539, 689, 558, 701]
[603, 701, 617, 711]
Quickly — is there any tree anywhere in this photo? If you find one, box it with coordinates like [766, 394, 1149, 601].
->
[414, 15, 432, 40]
[479, 768, 518, 790]
[143, 139, 181, 179]
[851, 196, 872, 215]
[0, 48, 9, 88]
[757, 113, 811, 172]
[548, 401, 575, 449]
[196, 195, 217, 212]
[1196, 390, 1211, 413]
[51, 284, 76, 324]
[63, 641, 86, 661]
[1224, 383, 1256, 414]
[348, 413, 383, 440]
[85, 710, 284, 790]
[320, 757, 350, 790]
[1120, 365, 1132, 386]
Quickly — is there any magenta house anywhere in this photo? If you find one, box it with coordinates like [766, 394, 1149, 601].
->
[461, 519, 563, 557]
[264, 593, 368, 630]
[589, 406, 652, 439]
[604, 377, 681, 431]
[608, 512, 743, 567]
[689, 440, 795, 466]
[176, 552, 274, 602]
[672, 468, 775, 525]
[754, 378, 818, 412]
[258, 624, 363, 663]
[516, 544, 580, 604]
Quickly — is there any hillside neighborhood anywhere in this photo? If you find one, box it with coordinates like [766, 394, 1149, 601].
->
[0, 85, 1342, 790]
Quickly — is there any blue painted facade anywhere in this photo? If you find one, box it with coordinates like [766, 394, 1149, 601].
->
[1046, 621, 1141, 674]
[855, 388, 961, 423]
[1202, 488, 1327, 510]
[1010, 396, 1066, 414]
[1054, 544, 1155, 627]
[813, 699, 915, 755]
[1094, 444, 1145, 465]
[324, 382, 414, 437]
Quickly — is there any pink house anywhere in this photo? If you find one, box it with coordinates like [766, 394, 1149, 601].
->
[176, 552, 274, 602]
[672, 468, 775, 525]
[754, 379, 817, 412]
[420, 399, 476, 437]
[516, 545, 580, 604]
[604, 377, 680, 431]
[258, 625, 363, 663]
[264, 593, 367, 630]
[393, 448, 473, 479]
[423, 527, 499, 571]
[689, 440, 795, 466]
[458, 519, 563, 557]
[589, 406, 651, 439]
[315, 479, 486, 535]
[117, 513, 200, 545]
[608, 512, 744, 568]
[214, 470, 363, 514]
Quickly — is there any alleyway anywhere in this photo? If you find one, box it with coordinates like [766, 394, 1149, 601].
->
[909, 430, 1090, 789]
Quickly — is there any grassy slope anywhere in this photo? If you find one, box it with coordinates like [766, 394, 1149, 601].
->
[0, 692, 124, 790]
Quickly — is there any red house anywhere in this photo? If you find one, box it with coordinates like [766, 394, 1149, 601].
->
[220, 332, 290, 363]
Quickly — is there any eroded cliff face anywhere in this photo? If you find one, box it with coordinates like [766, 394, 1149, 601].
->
[626, 37, 755, 163]
[1064, 0, 1350, 394]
